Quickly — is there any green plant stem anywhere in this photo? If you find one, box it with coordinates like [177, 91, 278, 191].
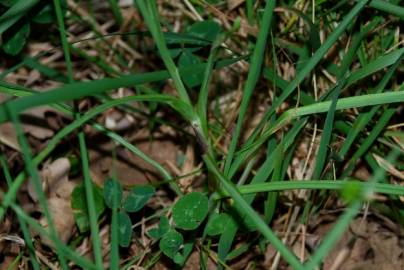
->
[0, 155, 40, 270]
[203, 154, 305, 270]
[53, 0, 104, 268]
[6, 107, 68, 269]
[303, 149, 400, 269]
[0, 94, 181, 221]
[223, 0, 276, 175]
[368, 0, 404, 18]
[9, 202, 97, 270]
[214, 180, 404, 198]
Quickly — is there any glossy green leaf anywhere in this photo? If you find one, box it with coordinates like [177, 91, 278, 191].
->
[118, 211, 132, 247]
[3, 22, 30, 55]
[0, 0, 38, 35]
[148, 216, 170, 239]
[103, 179, 123, 209]
[206, 213, 232, 236]
[173, 252, 185, 265]
[178, 50, 203, 88]
[159, 229, 183, 258]
[187, 20, 221, 42]
[0, 0, 18, 7]
[123, 185, 155, 212]
[32, 0, 67, 24]
[71, 183, 105, 233]
[172, 192, 208, 230]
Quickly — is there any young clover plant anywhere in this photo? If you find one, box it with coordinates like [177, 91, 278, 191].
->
[103, 178, 156, 247]
[0, 0, 67, 55]
[71, 181, 105, 233]
[166, 20, 222, 88]
[148, 192, 209, 264]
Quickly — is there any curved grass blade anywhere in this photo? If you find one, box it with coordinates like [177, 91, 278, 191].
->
[0, 155, 40, 270]
[53, 0, 104, 267]
[203, 154, 305, 270]
[228, 0, 369, 176]
[0, 94, 181, 220]
[216, 180, 404, 197]
[303, 149, 400, 269]
[223, 0, 276, 175]
[0, 57, 242, 123]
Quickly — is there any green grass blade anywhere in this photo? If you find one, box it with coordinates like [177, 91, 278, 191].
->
[53, 0, 104, 267]
[8, 203, 97, 270]
[228, 0, 369, 176]
[203, 154, 304, 270]
[224, 180, 404, 197]
[312, 81, 345, 179]
[7, 109, 68, 269]
[0, 155, 40, 270]
[368, 0, 404, 18]
[340, 108, 396, 178]
[78, 132, 104, 269]
[196, 36, 223, 139]
[246, 0, 254, 25]
[0, 57, 242, 123]
[223, 0, 276, 176]
[135, 0, 191, 104]
[110, 183, 120, 270]
[0, 0, 39, 34]
[108, 0, 123, 25]
[291, 91, 404, 117]
[264, 140, 284, 222]
[303, 149, 400, 270]
[346, 48, 404, 87]
[339, 53, 403, 158]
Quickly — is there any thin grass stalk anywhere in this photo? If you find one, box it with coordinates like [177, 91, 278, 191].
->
[0, 156, 40, 270]
[203, 154, 305, 270]
[6, 107, 69, 269]
[9, 203, 97, 270]
[303, 149, 400, 269]
[53, 1, 104, 267]
[223, 0, 276, 175]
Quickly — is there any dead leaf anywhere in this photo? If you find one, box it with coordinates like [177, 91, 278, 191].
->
[166, 145, 200, 192]
[28, 158, 77, 246]
[314, 218, 404, 270]
[21, 106, 57, 140]
[0, 217, 13, 255]
[373, 154, 404, 180]
[28, 158, 71, 202]
[39, 197, 75, 245]
[0, 240, 21, 270]
[89, 136, 178, 187]
[228, 0, 245, 10]
[0, 123, 20, 151]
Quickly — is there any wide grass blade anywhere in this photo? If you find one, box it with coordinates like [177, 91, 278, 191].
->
[218, 180, 404, 197]
[0, 94, 183, 220]
[227, 0, 369, 176]
[223, 0, 276, 176]
[303, 149, 400, 269]
[53, 0, 104, 267]
[135, 0, 191, 104]
[7, 111, 68, 269]
[0, 57, 242, 123]
[0, 0, 39, 34]
[203, 154, 305, 270]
